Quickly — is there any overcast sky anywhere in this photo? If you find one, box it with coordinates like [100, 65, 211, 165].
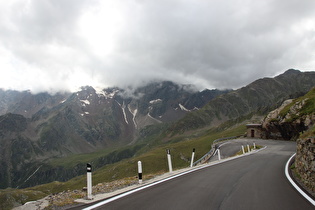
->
[0, 0, 314, 93]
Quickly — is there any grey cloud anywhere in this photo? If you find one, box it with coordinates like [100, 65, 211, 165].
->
[104, 0, 315, 89]
[11, 0, 89, 42]
[0, 0, 314, 93]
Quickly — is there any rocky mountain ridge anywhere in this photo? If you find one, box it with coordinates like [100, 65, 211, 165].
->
[1, 69, 315, 189]
[169, 69, 315, 134]
[0, 81, 229, 188]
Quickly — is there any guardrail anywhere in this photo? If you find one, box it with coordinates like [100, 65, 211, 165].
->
[192, 135, 243, 166]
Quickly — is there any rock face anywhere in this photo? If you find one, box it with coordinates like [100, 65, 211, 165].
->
[261, 87, 315, 194]
[262, 88, 315, 140]
[295, 137, 315, 194]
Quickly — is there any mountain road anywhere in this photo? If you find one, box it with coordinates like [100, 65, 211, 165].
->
[78, 139, 314, 210]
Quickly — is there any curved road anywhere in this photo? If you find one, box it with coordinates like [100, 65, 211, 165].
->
[80, 139, 314, 210]
[210, 139, 268, 161]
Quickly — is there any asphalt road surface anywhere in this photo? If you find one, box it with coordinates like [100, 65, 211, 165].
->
[210, 139, 267, 161]
[81, 139, 314, 210]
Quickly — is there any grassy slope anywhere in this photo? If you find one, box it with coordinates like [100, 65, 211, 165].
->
[279, 87, 315, 121]
[0, 124, 246, 209]
[39, 124, 246, 191]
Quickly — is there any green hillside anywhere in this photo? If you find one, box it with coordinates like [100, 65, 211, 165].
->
[0, 123, 246, 209]
[279, 87, 315, 121]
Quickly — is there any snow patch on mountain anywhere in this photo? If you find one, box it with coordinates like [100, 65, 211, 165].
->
[122, 102, 128, 124]
[80, 100, 90, 106]
[150, 99, 162, 104]
[116, 100, 129, 124]
[179, 104, 190, 112]
[99, 89, 120, 99]
[128, 105, 138, 129]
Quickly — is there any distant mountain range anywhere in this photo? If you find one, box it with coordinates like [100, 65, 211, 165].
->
[169, 69, 315, 134]
[1, 69, 315, 189]
[0, 81, 229, 188]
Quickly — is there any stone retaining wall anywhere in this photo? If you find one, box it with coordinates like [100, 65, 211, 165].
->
[295, 137, 315, 193]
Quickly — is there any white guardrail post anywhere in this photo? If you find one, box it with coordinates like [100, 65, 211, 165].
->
[247, 145, 250, 153]
[217, 149, 221, 161]
[167, 149, 173, 173]
[242, 145, 245, 154]
[86, 163, 92, 200]
[138, 161, 143, 184]
[190, 148, 195, 167]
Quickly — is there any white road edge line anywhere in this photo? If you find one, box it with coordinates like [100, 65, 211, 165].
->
[285, 153, 315, 206]
[83, 146, 267, 210]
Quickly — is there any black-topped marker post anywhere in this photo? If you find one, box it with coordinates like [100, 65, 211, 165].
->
[138, 161, 143, 184]
[87, 163, 92, 200]
[167, 149, 173, 173]
[190, 148, 195, 167]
